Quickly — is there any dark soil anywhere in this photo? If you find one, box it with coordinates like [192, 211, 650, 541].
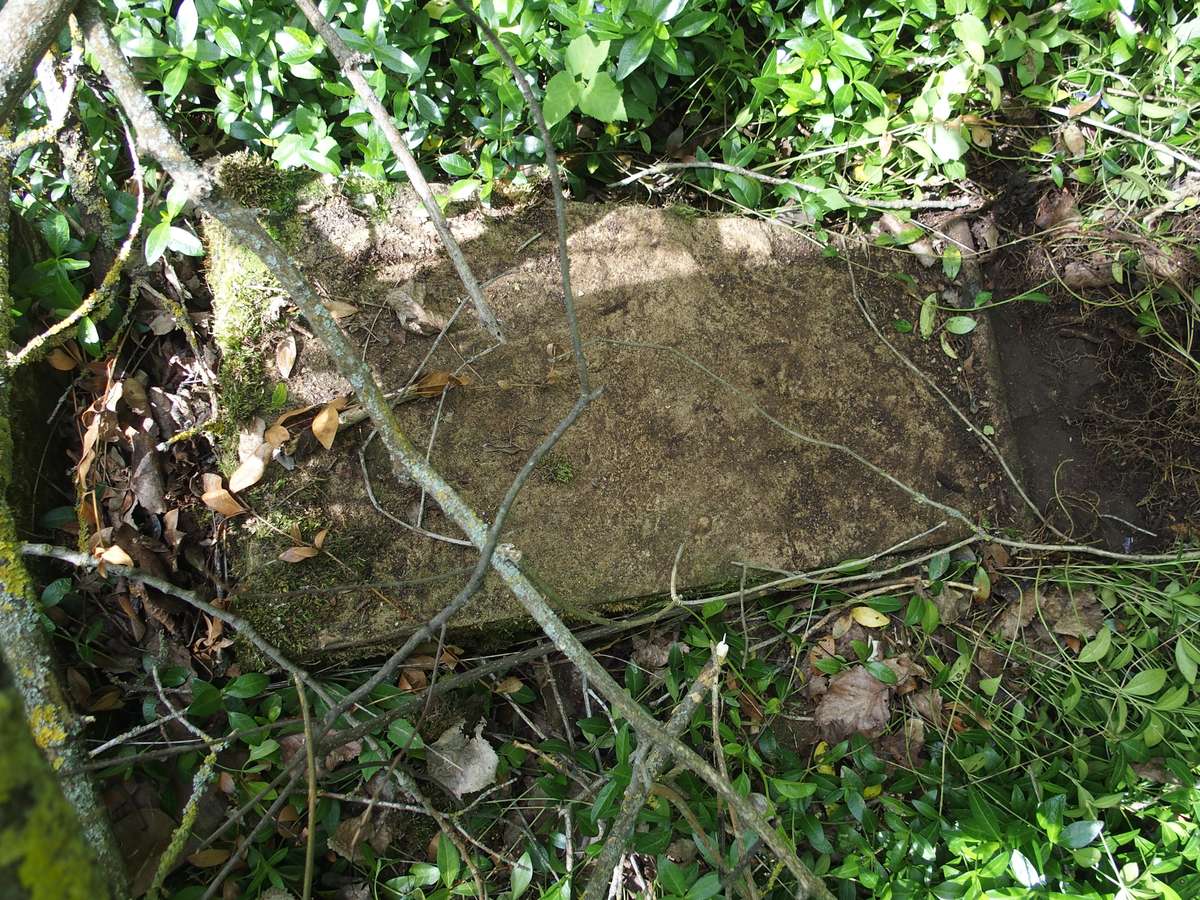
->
[981, 168, 1198, 551]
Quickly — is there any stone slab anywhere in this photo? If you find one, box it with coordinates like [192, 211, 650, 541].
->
[207, 192, 1018, 657]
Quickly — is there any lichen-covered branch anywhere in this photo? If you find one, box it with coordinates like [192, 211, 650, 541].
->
[79, 6, 828, 894]
[0, 0, 75, 126]
[291, 0, 500, 339]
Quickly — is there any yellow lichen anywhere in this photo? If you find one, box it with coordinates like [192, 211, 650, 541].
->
[28, 703, 67, 750]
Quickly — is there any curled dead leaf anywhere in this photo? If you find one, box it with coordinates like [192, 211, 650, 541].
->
[412, 370, 467, 398]
[427, 720, 499, 798]
[313, 528, 328, 549]
[264, 424, 290, 447]
[1061, 123, 1086, 157]
[276, 334, 297, 378]
[279, 546, 319, 563]
[99, 544, 135, 567]
[187, 848, 231, 868]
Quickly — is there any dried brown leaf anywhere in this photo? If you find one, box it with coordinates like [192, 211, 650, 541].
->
[187, 848, 231, 868]
[493, 676, 524, 695]
[201, 485, 246, 517]
[427, 720, 499, 798]
[1061, 123, 1086, 157]
[312, 401, 342, 450]
[1069, 93, 1102, 117]
[412, 370, 467, 398]
[279, 546, 319, 563]
[99, 544, 135, 567]
[814, 665, 891, 741]
[326, 300, 359, 319]
[313, 528, 328, 549]
[276, 334, 297, 379]
[47, 347, 78, 371]
[264, 424, 290, 447]
[229, 443, 272, 493]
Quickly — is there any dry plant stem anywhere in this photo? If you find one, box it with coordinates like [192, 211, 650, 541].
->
[838, 252, 1062, 539]
[0, 0, 75, 124]
[582, 643, 729, 900]
[609, 160, 979, 210]
[1045, 106, 1200, 173]
[452, 0, 590, 394]
[81, 8, 825, 893]
[6, 113, 145, 369]
[294, 674, 317, 900]
[290, 0, 500, 340]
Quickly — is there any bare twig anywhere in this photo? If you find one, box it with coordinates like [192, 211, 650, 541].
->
[294, 674, 317, 900]
[451, 0, 590, 393]
[609, 160, 979, 211]
[582, 642, 728, 900]
[290, 0, 500, 339]
[1045, 106, 1200, 173]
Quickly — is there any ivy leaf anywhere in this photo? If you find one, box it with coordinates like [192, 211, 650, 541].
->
[565, 34, 610, 81]
[579, 72, 627, 122]
[543, 70, 581, 127]
[942, 244, 962, 279]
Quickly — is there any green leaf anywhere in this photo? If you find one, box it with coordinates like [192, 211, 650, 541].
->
[437, 833, 460, 887]
[77, 316, 101, 356]
[543, 70, 581, 127]
[616, 30, 654, 81]
[40, 578, 72, 608]
[952, 14, 989, 63]
[387, 718, 424, 751]
[223, 673, 269, 699]
[1010, 849, 1045, 888]
[1062, 820, 1103, 848]
[1177, 637, 1198, 684]
[511, 851, 533, 899]
[1078, 627, 1112, 663]
[188, 680, 222, 719]
[438, 153, 474, 176]
[687, 872, 722, 900]
[565, 35, 609, 81]
[832, 32, 872, 63]
[163, 61, 190, 103]
[248, 738, 279, 761]
[865, 660, 898, 685]
[919, 293, 937, 340]
[942, 245, 962, 279]
[409, 863, 441, 886]
[579, 72, 627, 122]
[1123, 667, 1167, 697]
[214, 26, 242, 57]
[42, 213, 69, 255]
[167, 226, 204, 257]
[145, 221, 172, 265]
[944, 316, 977, 335]
[772, 779, 818, 800]
[175, 0, 199, 47]
[928, 124, 968, 163]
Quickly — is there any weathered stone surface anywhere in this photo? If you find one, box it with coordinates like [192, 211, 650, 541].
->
[206, 191, 1018, 658]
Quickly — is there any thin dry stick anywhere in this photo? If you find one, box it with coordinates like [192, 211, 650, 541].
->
[609, 160, 979, 211]
[293, 674, 317, 900]
[290, 0, 499, 339]
[82, 7, 824, 892]
[6, 112, 145, 369]
[582, 642, 728, 900]
[1045, 106, 1200, 173]
[451, 0, 589, 394]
